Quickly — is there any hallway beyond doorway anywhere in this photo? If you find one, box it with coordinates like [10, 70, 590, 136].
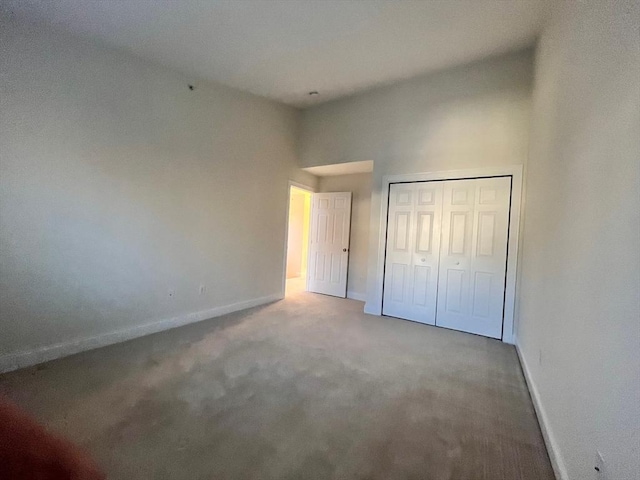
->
[286, 185, 312, 295]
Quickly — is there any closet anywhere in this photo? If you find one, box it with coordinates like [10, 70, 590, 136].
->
[382, 177, 511, 339]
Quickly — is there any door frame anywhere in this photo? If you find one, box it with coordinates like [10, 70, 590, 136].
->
[371, 165, 523, 344]
[281, 180, 316, 298]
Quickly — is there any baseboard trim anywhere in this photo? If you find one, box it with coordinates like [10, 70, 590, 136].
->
[515, 340, 569, 480]
[346, 291, 367, 302]
[0, 293, 282, 374]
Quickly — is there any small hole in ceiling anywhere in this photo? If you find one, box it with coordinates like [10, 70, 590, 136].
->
[308, 91, 319, 96]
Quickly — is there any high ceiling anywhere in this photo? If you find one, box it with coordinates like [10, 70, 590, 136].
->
[1, 0, 549, 108]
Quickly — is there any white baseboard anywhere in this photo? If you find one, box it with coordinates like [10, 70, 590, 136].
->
[515, 340, 569, 480]
[0, 293, 282, 374]
[346, 291, 367, 302]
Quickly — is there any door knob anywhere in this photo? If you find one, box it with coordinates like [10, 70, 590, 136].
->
[421, 258, 426, 262]
[343, 248, 347, 252]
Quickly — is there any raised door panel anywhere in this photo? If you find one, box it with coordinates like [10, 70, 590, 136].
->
[393, 211, 411, 252]
[415, 212, 433, 254]
[412, 265, 431, 306]
[389, 263, 407, 302]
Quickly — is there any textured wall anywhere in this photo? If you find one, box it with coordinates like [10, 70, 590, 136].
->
[300, 50, 533, 315]
[517, 1, 640, 479]
[0, 18, 317, 363]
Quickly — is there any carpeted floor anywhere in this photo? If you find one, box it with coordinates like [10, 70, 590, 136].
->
[0, 279, 554, 480]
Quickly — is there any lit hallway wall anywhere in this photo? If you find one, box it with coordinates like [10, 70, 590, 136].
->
[286, 188, 311, 279]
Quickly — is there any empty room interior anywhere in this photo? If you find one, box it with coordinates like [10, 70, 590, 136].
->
[0, 1, 638, 480]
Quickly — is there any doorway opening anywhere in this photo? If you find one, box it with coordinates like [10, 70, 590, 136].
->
[285, 185, 312, 297]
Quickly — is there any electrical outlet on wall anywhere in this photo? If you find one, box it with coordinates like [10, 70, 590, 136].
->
[595, 451, 605, 479]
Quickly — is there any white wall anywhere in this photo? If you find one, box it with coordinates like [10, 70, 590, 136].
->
[319, 173, 372, 300]
[517, 2, 640, 479]
[0, 18, 317, 370]
[300, 50, 534, 313]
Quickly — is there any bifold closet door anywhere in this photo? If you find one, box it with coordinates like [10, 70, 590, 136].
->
[382, 182, 443, 324]
[435, 177, 511, 339]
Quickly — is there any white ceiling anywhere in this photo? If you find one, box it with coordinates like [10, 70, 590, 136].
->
[1, 0, 549, 108]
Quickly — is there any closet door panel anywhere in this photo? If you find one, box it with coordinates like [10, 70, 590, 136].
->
[435, 177, 511, 338]
[383, 182, 443, 324]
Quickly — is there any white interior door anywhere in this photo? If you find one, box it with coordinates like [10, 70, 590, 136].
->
[435, 177, 511, 338]
[382, 183, 443, 324]
[307, 192, 352, 298]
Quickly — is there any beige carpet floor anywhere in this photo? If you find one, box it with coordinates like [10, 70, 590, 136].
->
[0, 279, 554, 480]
